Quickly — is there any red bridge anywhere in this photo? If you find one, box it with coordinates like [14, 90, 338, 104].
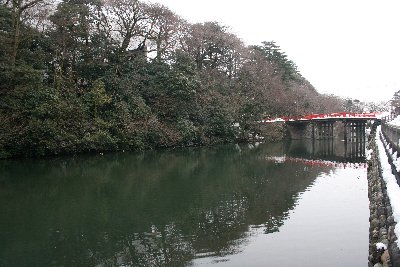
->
[262, 112, 381, 123]
[261, 112, 384, 140]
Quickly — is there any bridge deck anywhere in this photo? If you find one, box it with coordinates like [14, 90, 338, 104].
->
[263, 112, 380, 123]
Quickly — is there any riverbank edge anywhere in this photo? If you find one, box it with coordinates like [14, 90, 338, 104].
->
[367, 129, 400, 267]
[0, 122, 287, 160]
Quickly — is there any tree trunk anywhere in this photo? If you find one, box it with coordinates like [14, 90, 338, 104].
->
[10, 0, 21, 68]
[11, 10, 21, 68]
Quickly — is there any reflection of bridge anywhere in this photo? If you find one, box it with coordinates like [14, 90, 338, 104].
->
[285, 139, 367, 163]
[263, 112, 380, 141]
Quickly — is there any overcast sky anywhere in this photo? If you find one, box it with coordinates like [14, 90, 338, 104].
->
[148, 0, 400, 103]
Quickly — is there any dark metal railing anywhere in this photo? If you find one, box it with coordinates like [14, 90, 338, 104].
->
[380, 118, 400, 188]
[381, 120, 400, 152]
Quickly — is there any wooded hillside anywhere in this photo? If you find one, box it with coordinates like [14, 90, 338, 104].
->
[0, 0, 343, 158]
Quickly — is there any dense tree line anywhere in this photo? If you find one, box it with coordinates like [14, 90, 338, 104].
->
[0, 0, 343, 158]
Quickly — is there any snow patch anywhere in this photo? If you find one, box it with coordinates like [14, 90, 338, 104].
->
[265, 156, 286, 164]
[376, 112, 390, 119]
[376, 126, 400, 249]
[376, 242, 388, 250]
[366, 149, 373, 161]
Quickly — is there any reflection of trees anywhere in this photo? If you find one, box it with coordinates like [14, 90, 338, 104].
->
[188, 195, 250, 258]
[93, 224, 194, 267]
[0, 143, 329, 266]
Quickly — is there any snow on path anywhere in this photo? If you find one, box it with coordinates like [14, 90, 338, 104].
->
[376, 126, 400, 249]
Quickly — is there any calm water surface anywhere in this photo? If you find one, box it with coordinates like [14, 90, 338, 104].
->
[0, 140, 369, 267]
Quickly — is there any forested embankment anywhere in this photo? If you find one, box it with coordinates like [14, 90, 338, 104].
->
[0, 0, 344, 158]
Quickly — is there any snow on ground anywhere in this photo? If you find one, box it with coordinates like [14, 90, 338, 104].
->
[376, 126, 400, 249]
[366, 149, 373, 161]
[262, 118, 285, 123]
[376, 242, 388, 250]
[376, 112, 391, 120]
[387, 115, 400, 127]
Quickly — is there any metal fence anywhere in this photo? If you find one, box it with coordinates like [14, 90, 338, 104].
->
[381, 122, 400, 151]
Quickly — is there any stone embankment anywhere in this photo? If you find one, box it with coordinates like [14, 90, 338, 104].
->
[367, 129, 400, 267]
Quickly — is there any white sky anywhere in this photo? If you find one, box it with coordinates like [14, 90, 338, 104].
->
[147, 0, 400, 103]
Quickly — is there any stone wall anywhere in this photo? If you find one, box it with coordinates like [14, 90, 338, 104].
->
[367, 130, 400, 267]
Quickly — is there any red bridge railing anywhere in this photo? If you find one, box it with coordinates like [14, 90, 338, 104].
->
[263, 112, 379, 123]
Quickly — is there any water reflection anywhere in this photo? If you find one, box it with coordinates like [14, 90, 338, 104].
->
[287, 139, 366, 163]
[0, 141, 364, 267]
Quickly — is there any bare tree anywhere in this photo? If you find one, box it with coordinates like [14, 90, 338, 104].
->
[21, 0, 55, 33]
[102, 0, 147, 53]
[182, 21, 246, 77]
[4, 0, 51, 67]
[144, 3, 185, 61]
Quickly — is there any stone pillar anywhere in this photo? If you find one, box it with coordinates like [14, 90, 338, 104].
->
[311, 123, 315, 140]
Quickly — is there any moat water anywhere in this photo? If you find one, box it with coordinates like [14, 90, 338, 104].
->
[0, 139, 369, 267]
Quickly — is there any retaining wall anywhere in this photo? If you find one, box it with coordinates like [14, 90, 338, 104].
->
[367, 129, 400, 267]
